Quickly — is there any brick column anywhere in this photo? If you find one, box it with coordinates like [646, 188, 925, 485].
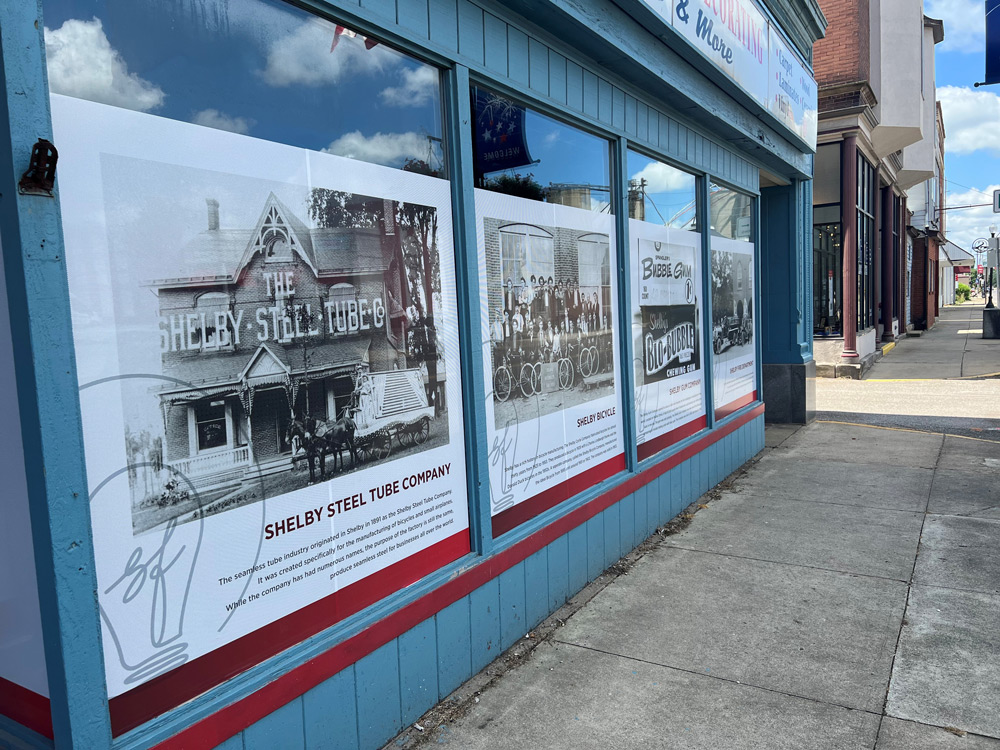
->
[881, 185, 895, 340]
[841, 134, 859, 358]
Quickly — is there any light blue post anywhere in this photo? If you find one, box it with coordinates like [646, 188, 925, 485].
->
[612, 138, 637, 471]
[699, 173, 716, 428]
[445, 64, 493, 552]
[0, 1, 110, 746]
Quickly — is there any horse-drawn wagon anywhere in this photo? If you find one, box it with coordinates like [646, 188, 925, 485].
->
[351, 368, 434, 461]
[289, 368, 434, 482]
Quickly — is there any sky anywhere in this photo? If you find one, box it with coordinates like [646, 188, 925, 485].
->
[926, 0, 1000, 257]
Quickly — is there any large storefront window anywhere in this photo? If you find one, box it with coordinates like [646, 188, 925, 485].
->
[473, 86, 624, 535]
[710, 184, 756, 420]
[47, 0, 471, 734]
[857, 153, 877, 330]
[627, 151, 705, 459]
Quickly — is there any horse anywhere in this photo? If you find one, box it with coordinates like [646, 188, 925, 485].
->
[287, 416, 327, 484]
[319, 410, 358, 473]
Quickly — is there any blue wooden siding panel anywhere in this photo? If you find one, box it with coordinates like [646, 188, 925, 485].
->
[399, 619, 439, 726]
[647, 108, 660, 149]
[586, 514, 604, 582]
[428, 0, 459, 49]
[457, 0, 484, 64]
[567, 523, 588, 594]
[359, 0, 395, 22]
[698, 450, 710, 496]
[524, 548, 549, 628]
[436, 596, 472, 697]
[498, 563, 526, 650]
[548, 51, 568, 105]
[636, 102, 649, 143]
[302, 667, 359, 750]
[397, 0, 429, 36]
[624, 95, 637, 137]
[618, 493, 635, 555]
[603, 502, 621, 567]
[483, 12, 507, 74]
[634, 485, 649, 544]
[243, 697, 303, 750]
[356, 641, 402, 750]
[546, 533, 569, 612]
[470, 578, 501, 672]
[214, 735, 244, 750]
[582, 70, 600, 118]
[612, 87, 626, 131]
[671, 467, 686, 517]
[507, 27, 530, 86]
[528, 38, 549, 96]
[598, 79, 613, 125]
[566, 60, 584, 112]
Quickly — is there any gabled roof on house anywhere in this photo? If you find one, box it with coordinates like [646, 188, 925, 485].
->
[148, 193, 393, 287]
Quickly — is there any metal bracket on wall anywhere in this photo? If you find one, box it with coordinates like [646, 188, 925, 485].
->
[18, 138, 58, 196]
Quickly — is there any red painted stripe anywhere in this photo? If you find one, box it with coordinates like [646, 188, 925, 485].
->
[636, 416, 708, 462]
[491, 453, 626, 537]
[111, 531, 470, 736]
[151, 404, 763, 750]
[0, 677, 52, 739]
[714, 390, 757, 421]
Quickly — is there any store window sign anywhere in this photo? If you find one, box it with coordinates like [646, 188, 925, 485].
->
[670, 0, 769, 108]
[767, 27, 818, 148]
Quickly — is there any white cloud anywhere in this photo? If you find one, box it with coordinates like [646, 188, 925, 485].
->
[938, 85, 1000, 155]
[941, 183, 1000, 253]
[324, 131, 429, 167]
[925, 0, 983, 53]
[192, 109, 254, 135]
[45, 18, 164, 111]
[261, 21, 397, 87]
[630, 161, 696, 193]
[379, 66, 439, 107]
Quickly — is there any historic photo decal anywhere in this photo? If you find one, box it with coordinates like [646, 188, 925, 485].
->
[476, 190, 625, 528]
[53, 94, 469, 699]
[711, 236, 757, 416]
[630, 222, 706, 458]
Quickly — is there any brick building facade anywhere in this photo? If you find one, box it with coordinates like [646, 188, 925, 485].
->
[811, 0, 945, 376]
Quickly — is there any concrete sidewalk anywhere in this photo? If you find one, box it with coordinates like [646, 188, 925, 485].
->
[389, 422, 1000, 749]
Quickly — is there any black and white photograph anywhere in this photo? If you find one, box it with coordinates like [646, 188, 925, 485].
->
[710, 248, 755, 361]
[483, 217, 615, 428]
[633, 238, 701, 388]
[95, 156, 451, 534]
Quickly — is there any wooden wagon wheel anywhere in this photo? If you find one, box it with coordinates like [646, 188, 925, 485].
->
[412, 416, 430, 445]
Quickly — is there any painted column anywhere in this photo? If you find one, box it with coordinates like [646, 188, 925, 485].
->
[841, 135, 859, 359]
[881, 185, 894, 340]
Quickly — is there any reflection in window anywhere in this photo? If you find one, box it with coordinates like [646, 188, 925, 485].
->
[471, 86, 611, 212]
[194, 292, 231, 348]
[42, 0, 446, 175]
[627, 151, 698, 230]
[709, 184, 753, 241]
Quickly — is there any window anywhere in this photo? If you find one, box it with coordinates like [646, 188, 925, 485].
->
[577, 233, 611, 321]
[626, 152, 698, 230]
[813, 223, 842, 335]
[856, 154, 876, 330]
[194, 400, 227, 452]
[194, 292, 232, 348]
[472, 86, 610, 211]
[498, 224, 554, 300]
[710, 183, 753, 241]
[43, 0, 446, 177]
